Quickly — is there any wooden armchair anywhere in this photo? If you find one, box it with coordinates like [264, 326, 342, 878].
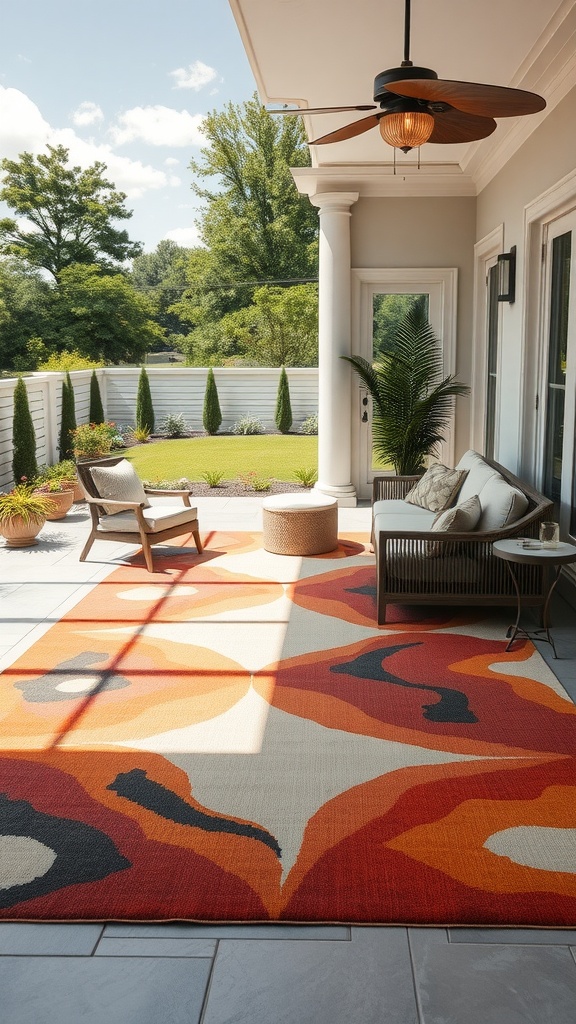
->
[76, 457, 203, 572]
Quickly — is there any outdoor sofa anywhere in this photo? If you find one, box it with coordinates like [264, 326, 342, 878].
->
[372, 450, 554, 624]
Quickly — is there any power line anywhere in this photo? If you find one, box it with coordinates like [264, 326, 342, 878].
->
[191, 277, 319, 290]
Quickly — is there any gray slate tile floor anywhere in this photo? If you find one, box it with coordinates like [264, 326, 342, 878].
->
[1, 499, 575, 1023]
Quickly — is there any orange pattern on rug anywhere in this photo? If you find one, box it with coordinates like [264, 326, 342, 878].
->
[1, 531, 576, 925]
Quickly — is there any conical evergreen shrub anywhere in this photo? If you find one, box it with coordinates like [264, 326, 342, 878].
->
[136, 367, 155, 433]
[275, 367, 293, 434]
[12, 377, 38, 483]
[202, 368, 222, 435]
[59, 373, 77, 461]
[89, 370, 104, 424]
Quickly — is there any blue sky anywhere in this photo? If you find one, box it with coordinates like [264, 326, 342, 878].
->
[0, 0, 257, 252]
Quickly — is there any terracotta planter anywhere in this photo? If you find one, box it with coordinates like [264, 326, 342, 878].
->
[0, 515, 46, 547]
[72, 480, 85, 502]
[39, 489, 74, 520]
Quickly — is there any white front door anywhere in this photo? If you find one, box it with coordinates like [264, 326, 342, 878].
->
[351, 268, 458, 500]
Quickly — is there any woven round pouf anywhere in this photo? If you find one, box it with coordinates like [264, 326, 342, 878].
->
[262, 492, 338, 555]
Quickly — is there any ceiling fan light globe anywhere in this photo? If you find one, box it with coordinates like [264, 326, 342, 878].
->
[379, 110, 434, 151]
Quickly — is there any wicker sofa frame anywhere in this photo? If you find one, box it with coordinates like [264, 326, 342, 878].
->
[372, 456, 554, 625]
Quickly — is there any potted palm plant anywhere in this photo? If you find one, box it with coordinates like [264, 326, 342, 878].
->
[0, 482, 56, 547]
[343, 301, 470, 475]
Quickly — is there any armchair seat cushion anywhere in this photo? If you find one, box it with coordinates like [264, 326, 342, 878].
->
[97, 504, 199, 534]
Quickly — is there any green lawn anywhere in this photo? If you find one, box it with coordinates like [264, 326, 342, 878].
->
[124, 434, 318, 482]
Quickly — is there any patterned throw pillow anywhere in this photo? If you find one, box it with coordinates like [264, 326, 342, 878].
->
[405, 464, 468, 513]
[427, 494, 481, 557]
[90, 460, 150, 515]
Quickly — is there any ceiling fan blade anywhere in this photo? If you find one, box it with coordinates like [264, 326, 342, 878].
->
[428, 108, 497, 145]
[267, 104, 377, 116]
[385, 78, 546, 118]
[310, 113, 381, 145]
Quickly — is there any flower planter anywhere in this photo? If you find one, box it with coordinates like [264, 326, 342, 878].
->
[0, 515, 46, 547]
[38, 489, 74, 520]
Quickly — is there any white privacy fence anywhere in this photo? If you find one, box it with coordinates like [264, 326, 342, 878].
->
[0, 367, 318, 491]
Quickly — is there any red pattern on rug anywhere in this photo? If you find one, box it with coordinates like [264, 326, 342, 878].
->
[1, 532, 576, 924]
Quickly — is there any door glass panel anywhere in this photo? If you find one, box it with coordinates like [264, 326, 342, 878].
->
[371, 292, 429, 469]
[543, 232, 570, 504]
[485, 265, 499, 460]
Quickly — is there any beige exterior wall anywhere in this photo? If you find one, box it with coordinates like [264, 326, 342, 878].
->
[350, 196, 477, 460]
[475, 88, 576, 472]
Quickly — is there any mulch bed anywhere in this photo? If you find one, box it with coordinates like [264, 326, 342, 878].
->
[180, 480, 311, 498]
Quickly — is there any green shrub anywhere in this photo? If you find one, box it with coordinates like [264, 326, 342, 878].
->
[232, 413, 264, 435]
[160, 413, 187, 438]
[89, 370, 105, 424]
[12, 377, 38, 483]
[275, 367, 293, 434]
[59, 372, 77, 461]
[201, 469, 225, 487]
[136, 366, 155, 433]
[300, 413, 318, 435]
[38, 350, 102, 372]
[71, 421, 114, 459]
[237, 470, 270, 491]
[293, 467, 317, 487]
[203, 368, 222, 435]
[142, 478, 189, 490]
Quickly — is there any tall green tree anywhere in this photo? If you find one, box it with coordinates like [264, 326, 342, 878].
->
[202, 368, 222, 435]
[59, 373, 77, 461]
[12, 377, 38, 482]
[50, 264, 162, 364]
[176, 95, 318, 341]
[218, 284, 318, 367]
[0, 145, 142, 279]
[0, 261, 52, 371]
[275, 367, 293, 433]
[89, 370, 105, 423]
[131, 240, 190, 341]
[136, 367, 155, 433]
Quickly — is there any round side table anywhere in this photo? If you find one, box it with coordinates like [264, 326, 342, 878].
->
[262, 492, 339, 555]
[492, 538, 576, 658]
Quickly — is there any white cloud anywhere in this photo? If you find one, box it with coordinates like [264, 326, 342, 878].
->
[164, 225, 201, 247]
[53, 127, 178, 198]
[110, 105, 205, 147]
[169, 61, 217, 91]
[72, 101, 104, 127]
[0, 86, 51, 157]
[164, 156, 180, 166]
[0, 87, 180, 201]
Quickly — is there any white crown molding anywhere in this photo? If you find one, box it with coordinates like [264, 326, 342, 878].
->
[291, 164, 477, 198]
[462, 1, 576, 191]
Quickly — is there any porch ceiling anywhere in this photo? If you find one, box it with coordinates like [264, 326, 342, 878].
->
[229, 0, 576, 193]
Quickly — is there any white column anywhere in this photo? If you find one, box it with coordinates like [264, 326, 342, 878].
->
[310, 192, 359, 506]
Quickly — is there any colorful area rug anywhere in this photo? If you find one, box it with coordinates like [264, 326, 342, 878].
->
[2, 530, 576, 925]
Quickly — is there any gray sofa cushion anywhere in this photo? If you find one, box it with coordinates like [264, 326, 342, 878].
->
[455, 450, 499, 504]
[477, 474, 529, 530]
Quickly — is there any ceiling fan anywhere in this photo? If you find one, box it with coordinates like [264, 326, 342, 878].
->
[267, 0, 546, 153]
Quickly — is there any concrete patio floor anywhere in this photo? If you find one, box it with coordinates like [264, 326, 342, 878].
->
[1, 496, 576, 1024]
